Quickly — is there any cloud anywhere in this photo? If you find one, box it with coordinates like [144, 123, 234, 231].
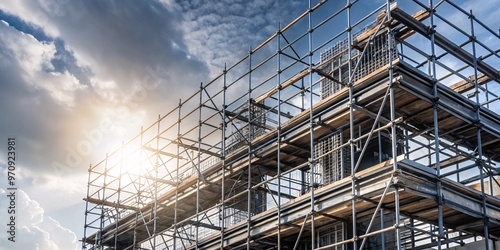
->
[47, 0, 209, 100]
[0, 0, 308, 196]
[0, 0, 211, 179]
[0, 20, 90, 177]
[0, 189, 78, 250]
[0, 0, 211, 242]
[177, 0, 306, 76]
[0, 28, 85, 107]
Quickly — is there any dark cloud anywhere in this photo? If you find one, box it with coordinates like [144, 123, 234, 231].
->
[178, 0, 306, 73]
[51, 39, 93, 85]
[0, 1, 211, 240]
[43, 0, 209, 101]
[0, 0, 211, 179]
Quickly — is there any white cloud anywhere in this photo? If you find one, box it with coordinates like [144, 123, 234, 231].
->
[0, 2, 211, 242]
[0, 189, 78, 250]
[0, 0, 61, 38]
[0, 20, 85, 107]
[0, 21, 55, 73]
[177, 0, 306, 76]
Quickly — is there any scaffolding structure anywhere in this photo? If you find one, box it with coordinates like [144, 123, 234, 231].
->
[82, 0, 500, 249]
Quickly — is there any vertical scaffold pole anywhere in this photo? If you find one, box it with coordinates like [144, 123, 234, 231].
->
[341, 131, 345, 180]
[428, 1, 444, 248]
[276, 22, 283, 249]
[385, 1, 402, 249]
[387, 1, 402, 249]
[307, 0, 316, 248]
[83, 164, 92, 250]
[381, 208, 385, 250]
[470, 9, 490, 250]
[196, 83, 203, 248]
[347, 0, 357, 249]
[174, 99, 182, 249]
[98, 154, 108, 248]
[116, 142, 124, 249]
[221, 64, 227, 250]
[133, 126, 144, 249]
[154, 115, 161, 248]
[247, 47, 253, 250]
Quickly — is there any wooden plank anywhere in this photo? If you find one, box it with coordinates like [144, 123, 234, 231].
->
[352, 3, 396, 49]
[430, 155, 468, 169]
[171, 140, 221, 158]
[449, 70, 496, 94]
[468, 177, 500, 198]
[142, 176, 178, 186]
[225, 110, 273, 131]
[143, 145, 185, 159]
[254, 68, 309, 103]
[84, 197, 138, 211]
[252, 101, 294, 119]
[353, 4, 429, 49]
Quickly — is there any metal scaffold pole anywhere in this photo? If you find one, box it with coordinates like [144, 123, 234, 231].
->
[221, 64, 227, 250]
[133, 126, 144, 249]
[154, 115, 161, 248]
[347, 0, 357, 249]
[196, 83, 203, 249]
[428, 1, 444, 248]
[308, 0, 316, 248]
[247, 47, 253, 250]
[99, 154, 108, 249]
[276, 22, 283, 249]
[174, 99, 182, 249]
[386, 1, 402, 249]
[83, 164, 92, 250]
[116, 143, 124, 249]
[470, 9, 490, 249]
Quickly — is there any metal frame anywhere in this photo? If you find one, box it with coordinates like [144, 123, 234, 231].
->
[82, 1, 500, 249]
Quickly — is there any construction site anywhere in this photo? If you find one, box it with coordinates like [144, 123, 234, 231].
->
[82, 0, 500, 249]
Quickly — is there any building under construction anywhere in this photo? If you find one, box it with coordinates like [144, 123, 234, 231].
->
[82, 0, 500, 249]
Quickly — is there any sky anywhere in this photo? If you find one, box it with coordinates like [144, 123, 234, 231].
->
[0, 0, 306, 249]
[0, 0, 498, 249]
